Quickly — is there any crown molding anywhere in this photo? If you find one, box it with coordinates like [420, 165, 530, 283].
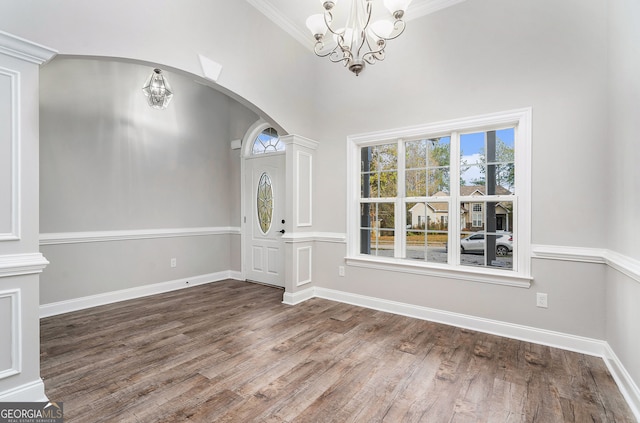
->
[246, 0, 315, 51]
[0, 31, 57, 65]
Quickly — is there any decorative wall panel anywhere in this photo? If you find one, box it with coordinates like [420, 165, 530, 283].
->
[0, 68, 19, 241]
[296, 151, 312, 227]
[0, 290, 20, 380]
[296, 245, 312, 286]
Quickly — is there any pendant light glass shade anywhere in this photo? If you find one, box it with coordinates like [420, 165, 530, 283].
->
[142, 68, 173, 110]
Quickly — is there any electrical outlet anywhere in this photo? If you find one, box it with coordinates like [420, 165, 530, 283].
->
[536, 293, 548, 308]
[170, 258, 177, 268]
[338, 266, 345, 277]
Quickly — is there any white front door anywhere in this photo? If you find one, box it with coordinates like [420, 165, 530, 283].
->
[243, 153, 286, 286]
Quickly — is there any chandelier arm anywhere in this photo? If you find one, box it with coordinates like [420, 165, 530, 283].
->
[314, 41, 351, 65]
[335, 33, 354, 62]
[313, 40, 334, 58]
[329, 49, 352, 64]
[362, 48, 385, 64]
[359, 34, 385, 64]
[323, 10, 353, 60]
[359, 37, 379, 64]
[383, 19, 407, 41]
[355, 1, 374, 59]
[323, 10, 342, 37]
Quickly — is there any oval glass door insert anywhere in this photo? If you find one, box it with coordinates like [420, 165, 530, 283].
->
[257, 172, 274, 234]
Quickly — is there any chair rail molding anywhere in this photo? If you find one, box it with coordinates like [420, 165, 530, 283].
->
[40, 227, 241, 245]
[532, 244, 640, 284]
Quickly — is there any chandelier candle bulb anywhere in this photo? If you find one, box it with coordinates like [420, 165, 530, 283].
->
[306, 0, 413, 75]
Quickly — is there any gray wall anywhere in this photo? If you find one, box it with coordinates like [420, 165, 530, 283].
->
[310, 0, 610, 337]
[312, 0, 609, 245]
[606, 0, 640, 386]
[39, 58, 257, 304]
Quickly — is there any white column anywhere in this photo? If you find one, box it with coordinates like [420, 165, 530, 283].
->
[281, 135, 318, 298]
[0, 31, 55, 401]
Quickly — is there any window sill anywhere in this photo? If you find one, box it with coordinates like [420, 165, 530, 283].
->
[345, 255, 532, 288]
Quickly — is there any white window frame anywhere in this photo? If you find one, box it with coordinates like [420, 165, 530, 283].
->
[346, 108, 532, 288]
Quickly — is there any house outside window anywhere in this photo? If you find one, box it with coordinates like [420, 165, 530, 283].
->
[347, 109, 532, 287]
[472, 203, 483, 227]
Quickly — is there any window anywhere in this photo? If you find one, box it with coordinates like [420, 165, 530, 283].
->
[472, 203, 483, 227]
[347, 109, 532, 287]
[252, 127, 285, 155]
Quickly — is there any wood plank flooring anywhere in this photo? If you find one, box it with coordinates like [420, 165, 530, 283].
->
[40, 280, 635, 422]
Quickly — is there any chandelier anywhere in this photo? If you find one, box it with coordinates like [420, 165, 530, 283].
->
[142, 68, 174, 110]
[305, 0, 412, 76]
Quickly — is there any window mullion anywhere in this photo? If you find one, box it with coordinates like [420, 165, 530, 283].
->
[396, 139, 405, 258]
[449, 131, 461, 266]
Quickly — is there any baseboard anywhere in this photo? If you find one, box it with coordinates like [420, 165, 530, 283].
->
[40, 271, 235, 318]
[282, 287, 315, 305]
[603, 344, 640, 419]
[287, 285, 639, 421]
[228, 270, 243, 281]
[313, 287, 607, 356]
[0, 378, 47, 402]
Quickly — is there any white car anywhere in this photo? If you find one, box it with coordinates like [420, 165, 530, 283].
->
[460, 232, 513, 256]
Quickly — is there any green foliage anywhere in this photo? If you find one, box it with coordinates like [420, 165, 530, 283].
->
[405, 138, 450, 196]
[362, 143, 398, 198]
[477, 135, 515, 191]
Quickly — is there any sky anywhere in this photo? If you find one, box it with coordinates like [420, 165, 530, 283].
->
[460, 128, 514, 186]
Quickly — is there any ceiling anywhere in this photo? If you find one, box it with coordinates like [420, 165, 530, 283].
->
[246, 0, 468, 51]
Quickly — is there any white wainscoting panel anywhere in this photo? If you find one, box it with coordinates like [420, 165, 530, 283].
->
[296, 245, 312, 286]
[0, 289, 20, 380]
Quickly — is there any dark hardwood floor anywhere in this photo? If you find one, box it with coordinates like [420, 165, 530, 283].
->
[40, 280, 635, 422]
